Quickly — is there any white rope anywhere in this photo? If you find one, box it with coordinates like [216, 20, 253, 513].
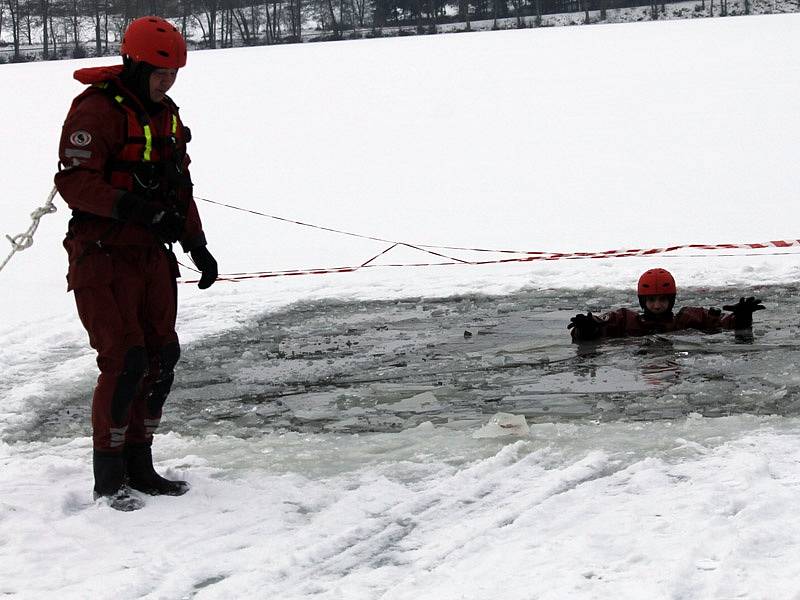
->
[0, 186, 59, 274]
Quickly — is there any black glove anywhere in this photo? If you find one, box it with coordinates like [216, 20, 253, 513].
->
[151, 208, 186, 243]
[567, 312, 603, 340]
[114, 193, 185, 242]
[114, 192, 164, 225]
[722, 297, 765, 329]
[190, 245, 218, 290]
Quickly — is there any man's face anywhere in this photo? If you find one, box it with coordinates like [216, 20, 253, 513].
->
[149, 68, 178, 102]
[644, 294, 672, 315]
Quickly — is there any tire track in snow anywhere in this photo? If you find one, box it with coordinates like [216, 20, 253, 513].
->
[253, 442, 627, 596]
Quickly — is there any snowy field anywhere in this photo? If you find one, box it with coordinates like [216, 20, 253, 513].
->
[2, 13, 800, 599]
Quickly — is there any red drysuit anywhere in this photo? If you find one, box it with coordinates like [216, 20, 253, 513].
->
[571, 307, 738, 342]
[55, 65, 206, 451]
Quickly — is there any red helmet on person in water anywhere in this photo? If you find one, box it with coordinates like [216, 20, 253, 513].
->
[121, 16, 187, 69]
[637, 268, 677, 296]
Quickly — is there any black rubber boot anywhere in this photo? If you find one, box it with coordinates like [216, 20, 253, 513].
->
[126, 443, 190, 496]
[93, 450, 145, 511]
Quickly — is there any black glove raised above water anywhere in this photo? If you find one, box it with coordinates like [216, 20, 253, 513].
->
[189, 245, 218, 290]
[722, 297, 765, 329]
[567, 311, 603, 340]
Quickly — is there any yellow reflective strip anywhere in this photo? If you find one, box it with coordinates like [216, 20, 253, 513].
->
[143, 125, 152, 161]
[114, 95, 124, 104]
[171, 115, 178, 135]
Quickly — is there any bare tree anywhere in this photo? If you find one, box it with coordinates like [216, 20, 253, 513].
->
[48, 12, 57, 56]
[22, 0, 32, 44]
[40, 0, 49, 58]
[263, 0, 272, 41]
[90, 0, 103, 55]
[290, 0, 300, 40]
[324, 0, 340, 37]
[69, 0, 81, 51]
[225, 6, 234, 46]
[193, 12, 207, 42]
[508, 0, 522, 27]
[180, 0, 190, 37]
[283, 0, 299, 40]
[371, 0, 386, 29]
[218, 5, 227, 46]
[102, 1, 110, 52]
[344, 0, 356, 33]
[6, 0, 20, 60]
[249, 3, 260, 39]
[118, 0, 132, 25]
[226, 6, 234, 46]
[351, 0, 366, 27]
[264, 0, 283, 43]
[196, 0, 219, 48]
[231, 4, 255, 44]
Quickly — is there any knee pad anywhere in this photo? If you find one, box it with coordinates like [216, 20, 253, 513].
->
[111, 346, 148, 426]
[160, 341, 180, 372]
[146, 341, 181, 414]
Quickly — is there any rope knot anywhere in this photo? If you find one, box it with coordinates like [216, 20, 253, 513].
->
[31, 204, 57, 220]
[0, 186, 58, 274]
[7, 233, 34, 252]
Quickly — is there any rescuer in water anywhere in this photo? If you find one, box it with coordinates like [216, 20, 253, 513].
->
[568, 268, 764, 342]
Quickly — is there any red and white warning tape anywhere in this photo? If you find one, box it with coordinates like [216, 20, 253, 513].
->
[182, 197, 800, 284]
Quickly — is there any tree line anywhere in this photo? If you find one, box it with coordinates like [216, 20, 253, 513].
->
[0, 0, 756, 62]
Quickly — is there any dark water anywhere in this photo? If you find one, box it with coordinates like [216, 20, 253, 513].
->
[168, 284, 800, 436]
[19, 284, 800, 441]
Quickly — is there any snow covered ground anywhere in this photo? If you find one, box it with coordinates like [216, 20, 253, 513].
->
[2, 13, 800, 599]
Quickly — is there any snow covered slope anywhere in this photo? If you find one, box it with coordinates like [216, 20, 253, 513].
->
[1, 14, 800, 599]
[1, 14, 799, 334]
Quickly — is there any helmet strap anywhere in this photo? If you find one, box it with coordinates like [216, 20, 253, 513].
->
[121, 58, 162, 113]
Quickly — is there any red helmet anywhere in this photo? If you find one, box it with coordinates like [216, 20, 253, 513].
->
[637, 268, 676, 296]
[121, 17, 187, 69]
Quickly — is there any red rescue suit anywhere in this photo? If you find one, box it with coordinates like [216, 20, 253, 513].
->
[573, 307, 737, 342]
[55, 65, 205, 452]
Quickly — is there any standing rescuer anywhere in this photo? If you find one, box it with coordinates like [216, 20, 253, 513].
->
[55, 16, 218, 511]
